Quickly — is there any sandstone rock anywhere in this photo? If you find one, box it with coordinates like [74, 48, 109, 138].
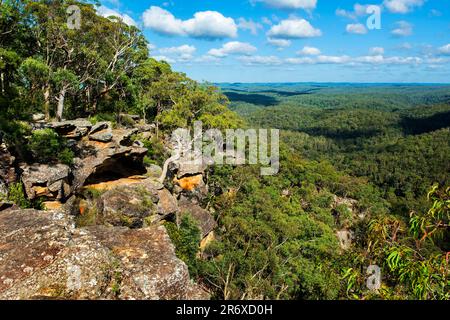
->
[89, 130, 113, 143]
[0, 209, 114, 300]
[71, 129, 147, 191]
[179, 198, 217, 239]
[337, 230, 354, 250]
[50, 119, 92, 139]
[173, 174, 208, 201]
[32, 113, 46, 122]
[177, 159, 208, 179]
[42, 201, 63, 211]
[157, 188, 178, 216]
[0, 209, 208, 300]
[87, 225, 208, 300]
[99, 185, 158, 228]
[146, 164, 163, 179]
[21, 163, 71, 201]
[89, 122, 110, 135]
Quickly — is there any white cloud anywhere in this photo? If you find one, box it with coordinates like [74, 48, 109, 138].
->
[346, 23, 367, 34]
[383, 0, 425, 14]
[267, 38, 292, 48]
[97, 5, 137, 27]
[258, 0, 317, 10]
[369, 47, 385, 55]
[238, 18, 263, 35]
[285, 57, 315, 64]
[298, 46, 321, 55]
[142, 6, 237, 39]
[391, 21, 413, 37]
[152, 55, 176, 64]
[438, 44, 450, 55]
[238, 55, 283, 65]
[261, 17, 273, 26]
[267, 18, 322, 39]
[316, 55, 352, 64]
[208, 42, 257, 58]
[159, 45, 196, 56]
[336, 3, 371, 20]
[156, 45, 197, 62]
[147, 43, 157, 52]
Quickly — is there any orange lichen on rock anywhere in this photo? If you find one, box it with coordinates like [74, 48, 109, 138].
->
[83, 176, 147, 192]
[174, 175, 203, 191]
[43, 201, 63, 211]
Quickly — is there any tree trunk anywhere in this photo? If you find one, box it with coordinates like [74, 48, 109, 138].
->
[43, 84, 50, 120]
[0, 72, 4, 95]
[56, 87, 66, 121]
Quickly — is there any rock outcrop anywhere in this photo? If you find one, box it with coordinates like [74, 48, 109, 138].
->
[179, 197, 217, 239]
[0, 209, 208, 300]
[0, 118, 216, 300]
[20, 163, 71, 201]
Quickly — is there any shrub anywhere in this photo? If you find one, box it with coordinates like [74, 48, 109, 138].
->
[58, 148, 75, 166]
[7, 182, 31, 208]
[165, 215, 201, 276]
[29, 129, 62, 163]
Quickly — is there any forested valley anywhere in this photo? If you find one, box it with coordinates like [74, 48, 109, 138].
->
[0, 0, 448, 300]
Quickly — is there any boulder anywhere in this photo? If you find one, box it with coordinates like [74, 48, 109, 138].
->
[146, 164, 163, 179]
[98, 185, 159, 228]
[179, 197, 217, 239]
[32, 113, 46, 122]
[337, 230, 354, 250]
[49, 119, 92, 140]
[89, 130, 113, 143]
[71, 128, 147, 191]
[0, 209, 208, 300]
[20, 163, 71, 201]
[89, 122, 110, 135]
[157, 189, 178, 217]
[87, 225, 208, 300]
[173, 174, 208, 201]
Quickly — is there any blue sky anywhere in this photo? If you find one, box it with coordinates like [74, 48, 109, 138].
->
[98, 0, 450, 83]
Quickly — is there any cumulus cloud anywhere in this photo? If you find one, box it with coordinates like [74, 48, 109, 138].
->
[391, 21, 413, 37]
[238, 55, 283, 65]
[336, 3, 371, 20]
[438, 44, 450, 55]
[369, 47, 385, 55]
[267, 18, 322, 39]
[297, 46, 321, 55]
[257, 0, 317, 10]
[152, 55, 176, 64]
[238, 18, 263, 35]
[208, 42, 257, 58]
[156, 45, 197, 62]
[346, 23, 368, 34]
[97, 5, 137, 26]
[238, 51, 448, 68]
[142, 6, 237, 39]
[267, 38, 292, 48]
[383, 0, 425, 14]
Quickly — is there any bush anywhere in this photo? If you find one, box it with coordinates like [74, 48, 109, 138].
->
[166, 215, 202, 276]
[7, 182, 31, 208]
[29, 129, 62, 163]
[58, 148, 75, 166]
[29, 129, 74, 165]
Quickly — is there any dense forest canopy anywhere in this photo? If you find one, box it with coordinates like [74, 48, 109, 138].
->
[0, 0, 448, 300]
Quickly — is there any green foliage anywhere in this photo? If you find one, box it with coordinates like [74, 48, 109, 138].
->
[29, 128, 73, 165]
[7, 182, 31, 209]
[166, 215, 202, 276]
